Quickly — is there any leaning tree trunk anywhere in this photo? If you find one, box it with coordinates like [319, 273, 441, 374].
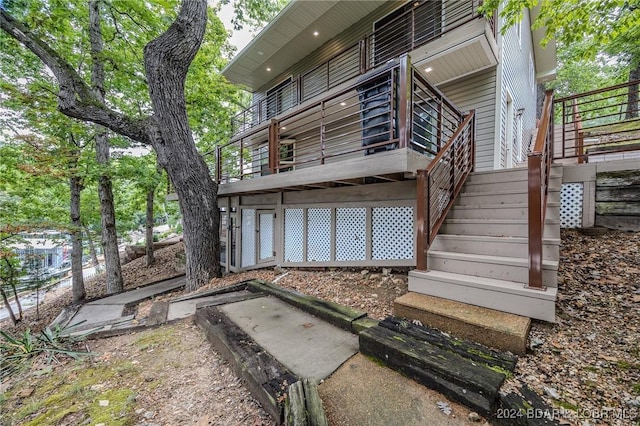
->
[70, 173, 86, 302]
[144, 0, 221, 291]
[0, 286, 17, 325]
[146, 187, 155, 266]
[90, 0, 123, 294]
[626, 63, 639, 119]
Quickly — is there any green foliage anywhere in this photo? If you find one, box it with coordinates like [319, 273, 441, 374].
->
[0, 323, 95, 381]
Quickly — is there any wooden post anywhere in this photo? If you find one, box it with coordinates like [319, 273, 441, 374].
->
[359, 37, 368, 74]
[269, 119, 278, 174]
[398, 54, 412, 149]
[527, 153, 543, 289]
[416, 169, 427, 271]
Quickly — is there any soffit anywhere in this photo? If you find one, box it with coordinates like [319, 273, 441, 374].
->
[222, 0, 387, 91]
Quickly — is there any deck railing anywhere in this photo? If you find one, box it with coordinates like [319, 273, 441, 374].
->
[528, 90, 554, 289]
[555, 79, 640, 162]
[415, 110, 476, 271]
[216, 55, 464, 184]
[230, 0, 492, 137]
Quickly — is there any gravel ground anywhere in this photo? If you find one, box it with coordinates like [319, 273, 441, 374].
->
[2, 229, 639, 425]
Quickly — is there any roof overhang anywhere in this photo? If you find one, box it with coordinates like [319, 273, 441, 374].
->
[222, 0, 386, 91]
[529, 4, 557, 83]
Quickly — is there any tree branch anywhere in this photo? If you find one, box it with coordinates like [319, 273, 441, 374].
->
[1, 9, 152, 145]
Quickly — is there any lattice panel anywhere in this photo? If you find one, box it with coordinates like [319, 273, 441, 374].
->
[284, 209, 304, 262]
[372, 207, 414, 260]
[307, 208, 331, 262]
[336, 208, 366, 261]
[560, 183, 583, 228]
[241, 209, 256, 267]
[259, 213, 274, 260]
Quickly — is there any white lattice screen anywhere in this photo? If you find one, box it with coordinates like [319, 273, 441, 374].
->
[307, 208, 331, 261]
[560, 183, 583, 228]
[372, 207, 413, 259]
[284, 209, 304, 262]
[241, 209, 256, 267]
[259, 213, 274, 260]
[336, 208, 366, 261]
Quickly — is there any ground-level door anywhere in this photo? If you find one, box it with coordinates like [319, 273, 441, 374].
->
[241, 209, 275, 268]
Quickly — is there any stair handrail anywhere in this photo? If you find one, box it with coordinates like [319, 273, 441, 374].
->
[528, 90, 554, 290]
[416, 110, 476, 271]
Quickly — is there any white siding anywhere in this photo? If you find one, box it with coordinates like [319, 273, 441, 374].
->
[439, 68, 498, 171]
[497, 10, 538, 167]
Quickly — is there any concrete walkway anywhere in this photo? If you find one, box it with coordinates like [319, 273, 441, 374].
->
[221, 295, 359, 382]
[53, 278, 486, 424]
[56, 275, 186, 334]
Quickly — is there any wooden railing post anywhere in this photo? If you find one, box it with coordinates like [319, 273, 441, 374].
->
[572, 99, 585, 163]
[527, 90, 553, 290]
[398, 54, 412, 149]
[416, 169, 427, 271]
[359, 37, 368, 74]
[527, 153, 544, 289]
[269, 119, 278, 174]
[215, 145, 222, 183]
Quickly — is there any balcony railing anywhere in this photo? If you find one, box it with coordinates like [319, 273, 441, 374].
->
[554, 79, 640, 162]
[216, 55, 464, 184]
[230, 0, 493, 137]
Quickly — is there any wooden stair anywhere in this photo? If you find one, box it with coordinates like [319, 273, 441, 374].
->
[407, 166, 562, 322]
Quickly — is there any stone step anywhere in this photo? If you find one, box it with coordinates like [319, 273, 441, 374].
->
[393, 292, 531, 355]
[430, 234, 560, 261]
[447, 202, 560, 220]
[408, 270, 557, 322]
[440, 219, 561, 239]
[427, 251, 558, 287]
[359, 324, 507, 415]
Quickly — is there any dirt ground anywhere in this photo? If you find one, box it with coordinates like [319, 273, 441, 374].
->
[1, 229, 639, 425]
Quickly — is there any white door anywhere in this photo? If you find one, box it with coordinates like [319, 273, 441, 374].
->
[257, 210, 275, 262]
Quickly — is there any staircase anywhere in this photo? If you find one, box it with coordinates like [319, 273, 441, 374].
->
[408, 165, 562, 322]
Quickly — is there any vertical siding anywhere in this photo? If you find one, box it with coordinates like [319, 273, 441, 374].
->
[498, 10, 538, 167]
[439, 68, 498, 171]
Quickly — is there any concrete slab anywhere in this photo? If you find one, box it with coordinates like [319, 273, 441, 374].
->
[167, 290, 259, 321]
[319, 353, 480, 426]
[394, 292, 530, 354]
[67, 303, 124, 328]
[87, 275, 185, 306]
[221, 296, 359, 382]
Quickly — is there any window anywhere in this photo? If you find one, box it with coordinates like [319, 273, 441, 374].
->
[266, 78, 296, 119]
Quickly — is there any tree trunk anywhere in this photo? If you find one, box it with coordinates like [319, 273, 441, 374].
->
[90, 0, 123, 294]
[83, 222, 101, 271]
[2, 258, 22, 320]
[0, 286, 17, 325]
[70, 174, 86, 303]
[146, 187, 155, 266]
[626, 63, 639, 119]
[144, 0, 221, 291]
[1, 1, 222, 293]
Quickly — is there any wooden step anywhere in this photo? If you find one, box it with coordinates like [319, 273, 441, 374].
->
[427, 251, 558, 287]
[441, 219, 561, 239]
[408, 270, 557, 322]
[465, 165, 562, 185]
[359, 324, 508, 415]
[447, 202, 560, 220]
[431, 234, 560, 260]
[463, 176, 562, 193]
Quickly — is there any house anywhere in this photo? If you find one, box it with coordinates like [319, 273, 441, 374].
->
[205, 0, 638, 324]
